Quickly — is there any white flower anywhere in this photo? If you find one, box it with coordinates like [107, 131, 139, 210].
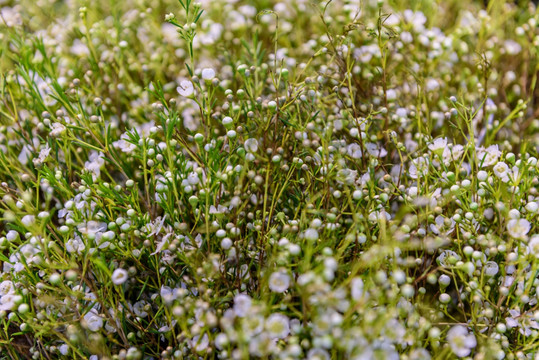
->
[409, 157, 429, 179]
[368, 209, 391, 222]
[132, 300, 149, 318]
[151, 233, 173, 256]
[160, 285, 178, 304]
[476, 145, 501, 167]
[400, 31, 413, 43]
[233, 293, 252, 317]
[190, 333, 209, 353]
[505, 309, 539, 336]
[504, 40, 522, 55]
[526, 202, 539, 213]
[428, 137, 448, 153]
[215, 333, 228, 350]
[506, 219, 530, 240]
[265, 313, 290, 339]
[307, 348, 330, 360]
[248, 333, 277, 357]
[483, 261, 499, 277]
[493, 162, 510, 182]
[430, 215, 455, 236]
[268, 270, 290, 293]
[66, 236, 85, 254]
[446, 325, 477, 358]
[201, 68, 215, 80]
[365, 143, 387, 157]
[351, 277, 364, 300]
[408, 348, 431, 360]
[177, 80, 194, 97]
[50, 122, 66, 137]
[111, 268, 128, 285]
[83, 309, 104, 332]
[0, 281, 14, 296]
[426, 79, 440, 92]
[187, 172, 200, 185]
[77, 221, 107, 240]
[528, 235, 539, 258]
[33, 145, 51, 166]
[244, 138, 259, 153]
[6, 230, 19, 242]
[0, 7, 22, 27]
[449, 145, 465, 161]
[304, 228, 319, 241]
[347, 143, 363, 159]
[59, 344, 69, 355]
[436, 250, 461, 267]
[84, 151, 105, 180]
[0, 294, 17, 311]
[21, 215, 35, 227]
[507, 165, 520, 184]
[243, 314, 265, 335]
[113, 133, 137, 154]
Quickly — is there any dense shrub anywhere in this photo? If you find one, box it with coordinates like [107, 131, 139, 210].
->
[1, 0, 539, 359]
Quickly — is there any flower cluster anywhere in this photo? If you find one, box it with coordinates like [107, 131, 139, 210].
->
[1, 0, 539, 359]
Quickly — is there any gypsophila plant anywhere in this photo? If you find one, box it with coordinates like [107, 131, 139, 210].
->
[1, 0, 539, 359]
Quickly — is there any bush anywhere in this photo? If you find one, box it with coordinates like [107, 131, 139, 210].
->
[1, 0, 539, 359]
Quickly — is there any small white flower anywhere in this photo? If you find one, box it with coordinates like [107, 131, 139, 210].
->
[265, 313, 290, 339]
[506, 219, 530, 240]
[350, 277, 364, 300]
[190, 333, 209, 353]
[446, 325, 476, 358]
[347, 143, 363, 159]
[0, 280, 14, 296]
[21, 215, 35, 227]
[243, 314, 265, 335]
[504, 39, 522, 55]
[0, 294, 17, 311]
[6, 230, 19, 242]
[430, 215, 455, 236]
[177, 80, 194, 97]
[525, 202, 539, 213]
[528, 235, 539, 258]
[507, 165, 520, 185]
[268, 270, 290, 293]
[307, 348, 330, 360]
[365, 142, 387, 157]
[59, 344, 69, 356]
[84, 151, 105, 180]
[476, 145, 501, 167]
[33, 145, 51, 166]
[436, 250, 461, 267]
[428, 137, 448, 153]
[426, 79, 440, 92]
[304, 228, 319, 241]
[111, 268, 128, 285]
[132, 300, 149, 318]
[409, 157, 429, 179]
[493, 162, 510, 182]
[483, 261, 499, 277]
[201, 68, 215, 80]
[66, 236, 85, 254]
[50, 122, 66, 137]
[409, 348, 431, 360]
[505, 309, 539, 336]
[244, 138, 259, 153]
[233, 293, 252, 317]
[83, 309, 104, 332]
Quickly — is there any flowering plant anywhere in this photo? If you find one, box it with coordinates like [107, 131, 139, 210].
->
[1, 0, 539, 359]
